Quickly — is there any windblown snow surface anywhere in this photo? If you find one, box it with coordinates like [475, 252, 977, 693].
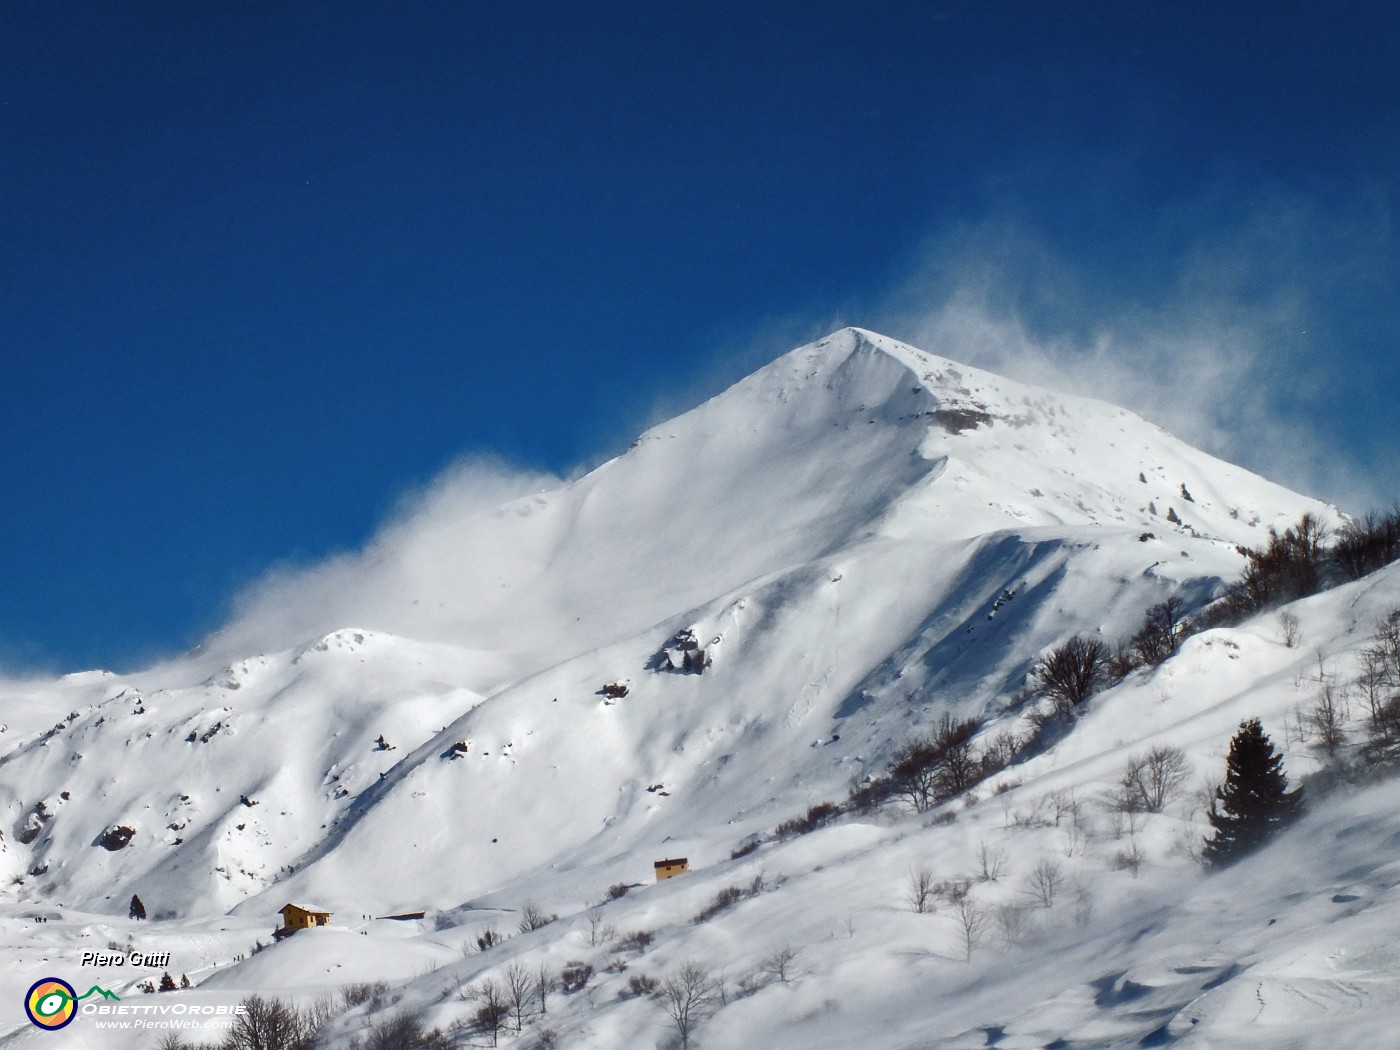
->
[3, 328, 1397, 1048]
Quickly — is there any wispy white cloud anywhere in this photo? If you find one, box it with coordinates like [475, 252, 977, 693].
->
[865, 192, 1393, 512]
[164, 455, 558, 676]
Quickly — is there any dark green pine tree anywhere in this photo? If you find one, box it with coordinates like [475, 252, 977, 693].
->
[1203, 718, 1303, 869]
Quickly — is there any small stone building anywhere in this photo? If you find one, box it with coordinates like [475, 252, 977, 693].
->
[654, 857, 689, 881]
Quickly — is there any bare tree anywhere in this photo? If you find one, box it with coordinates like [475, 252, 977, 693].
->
[535, 961, 554, 1016]
[1306, 680, 1349, 759]
[907, 863, 936, 914]
[503, 962, 536, 1032]
[584, 908, 615, 947]
[993, 901, 1027, 947]
[1277, 610, 1301, 648]
[654, 961, 724, 1049]
[468, 980, 510, 1047]
[1335, 509, 1400, 580]
[1070, 880, 1096, 927]
[1034, 636, 1110, 714]
[1112, 745, 1191, 814]
[223, 994, 317, 1050]
[1132, 596, 1187, 666]
[1357, 643, 1400, 759]
[974, 841, 1007, 882]
[955, 897, 987, 961]
[889, 714, 982, 812]
[759, 945, 801, 984]
[1025, 857, 1063, 909]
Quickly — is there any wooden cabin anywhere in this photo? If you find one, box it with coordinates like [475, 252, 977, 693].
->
[274, 903, 331, 939]
[654, 857, 689, 881]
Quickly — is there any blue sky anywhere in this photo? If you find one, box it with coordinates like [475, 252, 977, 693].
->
[2, 2, 1397, 672]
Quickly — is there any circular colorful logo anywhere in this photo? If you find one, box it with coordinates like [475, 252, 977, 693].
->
[25, 978, 77, 1030]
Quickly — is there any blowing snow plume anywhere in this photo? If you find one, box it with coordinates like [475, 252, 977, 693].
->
[173, 457, 560, 679]
[871, 198, 1393, 512]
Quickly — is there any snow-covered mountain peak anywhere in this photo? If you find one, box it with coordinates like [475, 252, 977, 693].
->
[0, 328, 1341, 918]
[4, 330, 1395, 1050]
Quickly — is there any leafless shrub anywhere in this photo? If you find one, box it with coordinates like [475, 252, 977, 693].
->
[759, 945, 801, 984]
[993, 901, 1027, 946]
[1024, 857, 1063, 908]
[1047, 789, 1082, 825]
[1132, 596, 1187, 666]
[1045, 789, 1086, 856]
[1111, 745, 1192, 814]
[607, 883, 631, 900]
[934, 878, 970, 904]
[1306, 680, 1351, 759]
[584, 908, 615, 947]
[1171, 819, 1203, 863]
[1034, 636, 1111, 714]
[615, 928, 655, 953]
[1223, 512, 1329, 617]
[1277, 610, 1301, 648]
[476, 927, 503, 952]
[889, 713, 982, 812]
[518, 901, 557, 933]
[1357, 622, 1400, 763]
[774, 802, 841, 839]
[1005, 806, 1053, 829]
[692, 875, 765, 924]
[907, 863, 936, 914]
[1107, 803, 1142, 841]
[362, 1012, 455, 1049]
[1334, 508, 1400, 580]
[974, 841, 1007, 882]
[1111, 834, 1144, 877]
[626, 973, 660, 998]
[981, 728, 1025, 773]
[559, 962, 593, 994]
[992, 775, 1022, 796]
[221, 993, 330, 1050]
[341, 980, 389, 1009]
[1070, 880, 1095, 927]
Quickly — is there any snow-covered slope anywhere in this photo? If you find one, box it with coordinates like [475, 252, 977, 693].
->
[4, 327, 1380, 1049]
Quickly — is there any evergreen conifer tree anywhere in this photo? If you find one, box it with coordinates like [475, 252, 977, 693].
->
[1203, 718, 1302, 869]
[158, 971, 177, 992]
[129, 893, 146, 920]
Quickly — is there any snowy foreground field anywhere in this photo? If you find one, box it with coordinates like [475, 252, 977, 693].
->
[3, 329, 1398, 1048]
